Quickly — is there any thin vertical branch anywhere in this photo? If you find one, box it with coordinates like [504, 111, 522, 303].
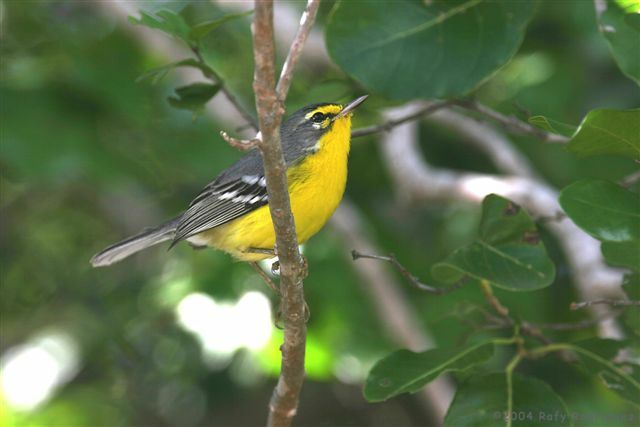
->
[250, 1, 320, 426]
[276, 0, 321, 100]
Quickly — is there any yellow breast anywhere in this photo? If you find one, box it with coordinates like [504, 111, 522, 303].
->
[198, 115, 352, 261]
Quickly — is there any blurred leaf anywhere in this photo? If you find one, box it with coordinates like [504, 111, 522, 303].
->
[129, 9, 191, 44]
[601, 240, 640, 270]
[528, 115, 576, 137]
[167, 82, 220, 118]
[325, 0, 535, 99]
[622, 273, 640, 336]
[567, 109, 640, 159]
[598, 1, 640, 85]
[189, 10, 253, 42]
[444, 373, 571, 427]
[559, 179, 640, 242]
[566, 342, 640, 407]
[623, 273, 640, 299]
[364, 340, 497, 402]
[573, 338, 630, 360]
[614, 0, 640, 13]
[136, 59, 214, 84]
[432, 195, 555, 291]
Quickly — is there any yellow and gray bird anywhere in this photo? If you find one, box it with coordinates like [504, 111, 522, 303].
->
[90, 95, 367, 266]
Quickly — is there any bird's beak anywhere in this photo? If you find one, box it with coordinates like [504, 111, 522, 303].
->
[335, 95, 368, 120]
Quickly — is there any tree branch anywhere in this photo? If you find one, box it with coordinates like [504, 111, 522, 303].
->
[571, 300, 640, 310]
[219, 131, 261, 151]
[249, 2, 319, 426]
[378, 103, 625, 339]
[453, 99, 570, 144]
[351, 101, 451, 138]
[275, 0, 321, 101]
[351, 250, 465, 295]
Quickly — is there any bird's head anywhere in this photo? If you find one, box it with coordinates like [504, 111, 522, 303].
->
[281, 95, 368, 152]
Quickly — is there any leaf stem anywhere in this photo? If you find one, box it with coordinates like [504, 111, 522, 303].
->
[505, 353, 524, 427]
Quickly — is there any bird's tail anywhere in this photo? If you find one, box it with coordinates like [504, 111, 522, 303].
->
[90, 217, 180, 267]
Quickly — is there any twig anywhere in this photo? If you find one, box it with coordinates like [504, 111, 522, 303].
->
[351, 250, 465, 295]
[219, 131, 260, 151]
[571, 300, 640, 310]
[530, 311, 623, 331]
[331, 202, 454, 423]
[275, 0, 321, 101]
[453, 99, 570, 144]
[479, 281, 510, 318]
[351, 101, 451, 138]
[479, 282, 560, 348]
[192, 46, 259, 131]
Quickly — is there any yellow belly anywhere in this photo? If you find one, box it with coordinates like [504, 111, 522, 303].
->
[197, 120, 351, 261]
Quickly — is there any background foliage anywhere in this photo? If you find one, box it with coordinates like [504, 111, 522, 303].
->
[1, 1, 638, 426]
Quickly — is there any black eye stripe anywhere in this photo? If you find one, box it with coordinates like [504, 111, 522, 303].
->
[311, 112, 325, 123]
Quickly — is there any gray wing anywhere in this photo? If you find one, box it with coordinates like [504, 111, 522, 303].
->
[172, 150, 269, 244]
[172, 126, 313, 245]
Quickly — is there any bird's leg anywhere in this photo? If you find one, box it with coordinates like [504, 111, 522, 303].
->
[246, 247, 277, 256]
[246, 246, 280, 274]
[247, 248, 309, 324]
[249, 262, 279, 295]
[248, 261, 284, 329]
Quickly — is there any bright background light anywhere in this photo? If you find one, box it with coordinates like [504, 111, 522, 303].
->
[175, 291, 272, 369]
[0, 330, 80, 411]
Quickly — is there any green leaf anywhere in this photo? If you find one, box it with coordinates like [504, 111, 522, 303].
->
[432, 195, 555, 291]
[325, 0, 536, 100]
[559, 179, 640, 242]
[136, 59, 214, 84]
[598, 0, 640, 85]
[623, 273, 640, 300]
[444, 373, 571, 427]
[573, 338, 630, 360]
[566, 342, 640, 408]
[567, 109, 640, 160]
[602, 240, 640, 271]
[364, 340, 497, 402]
[129, 10, 191, 44]
[527, 115, 576, 137]
[188, 10, 253, 42]
[167, 83, 220, 117]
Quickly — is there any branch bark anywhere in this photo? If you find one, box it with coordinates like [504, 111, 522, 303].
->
[378, 103, 626, 339]
[250, 2, 320, 426]
[453, 99, 570, 144]
[351, 101, 451, 138]
[276, 0, 321, 101]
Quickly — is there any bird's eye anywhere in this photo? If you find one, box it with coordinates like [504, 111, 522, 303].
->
[310, 112, 325, 123]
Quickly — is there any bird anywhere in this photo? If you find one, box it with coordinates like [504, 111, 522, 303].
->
[90, 95, 368, 267]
